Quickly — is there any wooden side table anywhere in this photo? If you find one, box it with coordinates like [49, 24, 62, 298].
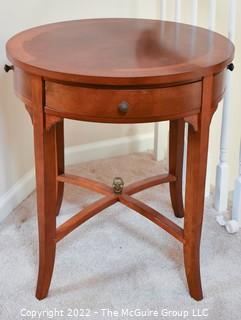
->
[5, 19, 234, 301]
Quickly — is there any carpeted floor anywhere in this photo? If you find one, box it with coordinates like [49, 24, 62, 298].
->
[0, 152, 241, 320]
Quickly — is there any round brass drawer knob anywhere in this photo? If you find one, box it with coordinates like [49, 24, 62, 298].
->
[118, 101, 129, 114]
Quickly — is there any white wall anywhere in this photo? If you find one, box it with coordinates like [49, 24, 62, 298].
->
[0, 0, 240, 219]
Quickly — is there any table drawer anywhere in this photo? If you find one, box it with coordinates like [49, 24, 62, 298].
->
[45, 81, 202, 123]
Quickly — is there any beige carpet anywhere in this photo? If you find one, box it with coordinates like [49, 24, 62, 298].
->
[0, 152, 241, 320]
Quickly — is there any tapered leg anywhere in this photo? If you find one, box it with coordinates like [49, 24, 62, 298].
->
[183, 76, 213, 301]
[32, 77, 58, 300]
[169, 119, 185, 218]
[56, 120, 65, 216]
[34, 123, 57, 300]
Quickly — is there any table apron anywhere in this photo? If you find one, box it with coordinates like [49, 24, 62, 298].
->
[13, 68, 226, 123]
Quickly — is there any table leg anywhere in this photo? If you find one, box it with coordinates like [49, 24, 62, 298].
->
[169, 119, 185, 218]
[32, 77, 58, 300]
[183, 76, 213, 301]
[56, 120, 65, 216]
[34, 122, 57, 300]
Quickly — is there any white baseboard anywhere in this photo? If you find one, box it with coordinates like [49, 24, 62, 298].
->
[0, 133, 154, 223]
[65, 133, 154, 165]
[0, 168, 35, 223]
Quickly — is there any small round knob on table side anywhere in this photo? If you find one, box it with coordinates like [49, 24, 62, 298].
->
[4, 64, 14, 72]
[118, 101, 129, 114]
[227, 63, 234, 71]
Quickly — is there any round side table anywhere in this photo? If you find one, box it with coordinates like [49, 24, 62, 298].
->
[5, 19, 234, 301]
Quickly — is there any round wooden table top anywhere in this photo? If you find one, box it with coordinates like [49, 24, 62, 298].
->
[6, 18, 234, 86]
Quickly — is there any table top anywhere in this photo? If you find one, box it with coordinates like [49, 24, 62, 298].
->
[6, 18, 234, 86]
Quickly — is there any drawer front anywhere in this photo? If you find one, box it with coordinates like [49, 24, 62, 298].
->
[12, 68, 226, 122]
[45, 81, 202, 123]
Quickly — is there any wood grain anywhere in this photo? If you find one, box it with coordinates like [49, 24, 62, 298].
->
[32, 76, 57, 300]
[57, 174, 113, 196]
[56, 195, 118, 242]
[45, 81, 202, 123]
[55, 121, 64, 216]
[119, 194, 184, 243]
[183, 76, 214, 301]
[124, 174, 176, 195]
[7, 19, 234, 85]
[169, 119, 185, 218]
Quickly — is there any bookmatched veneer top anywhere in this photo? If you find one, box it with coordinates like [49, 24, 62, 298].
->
[6, 18, 234, 85]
